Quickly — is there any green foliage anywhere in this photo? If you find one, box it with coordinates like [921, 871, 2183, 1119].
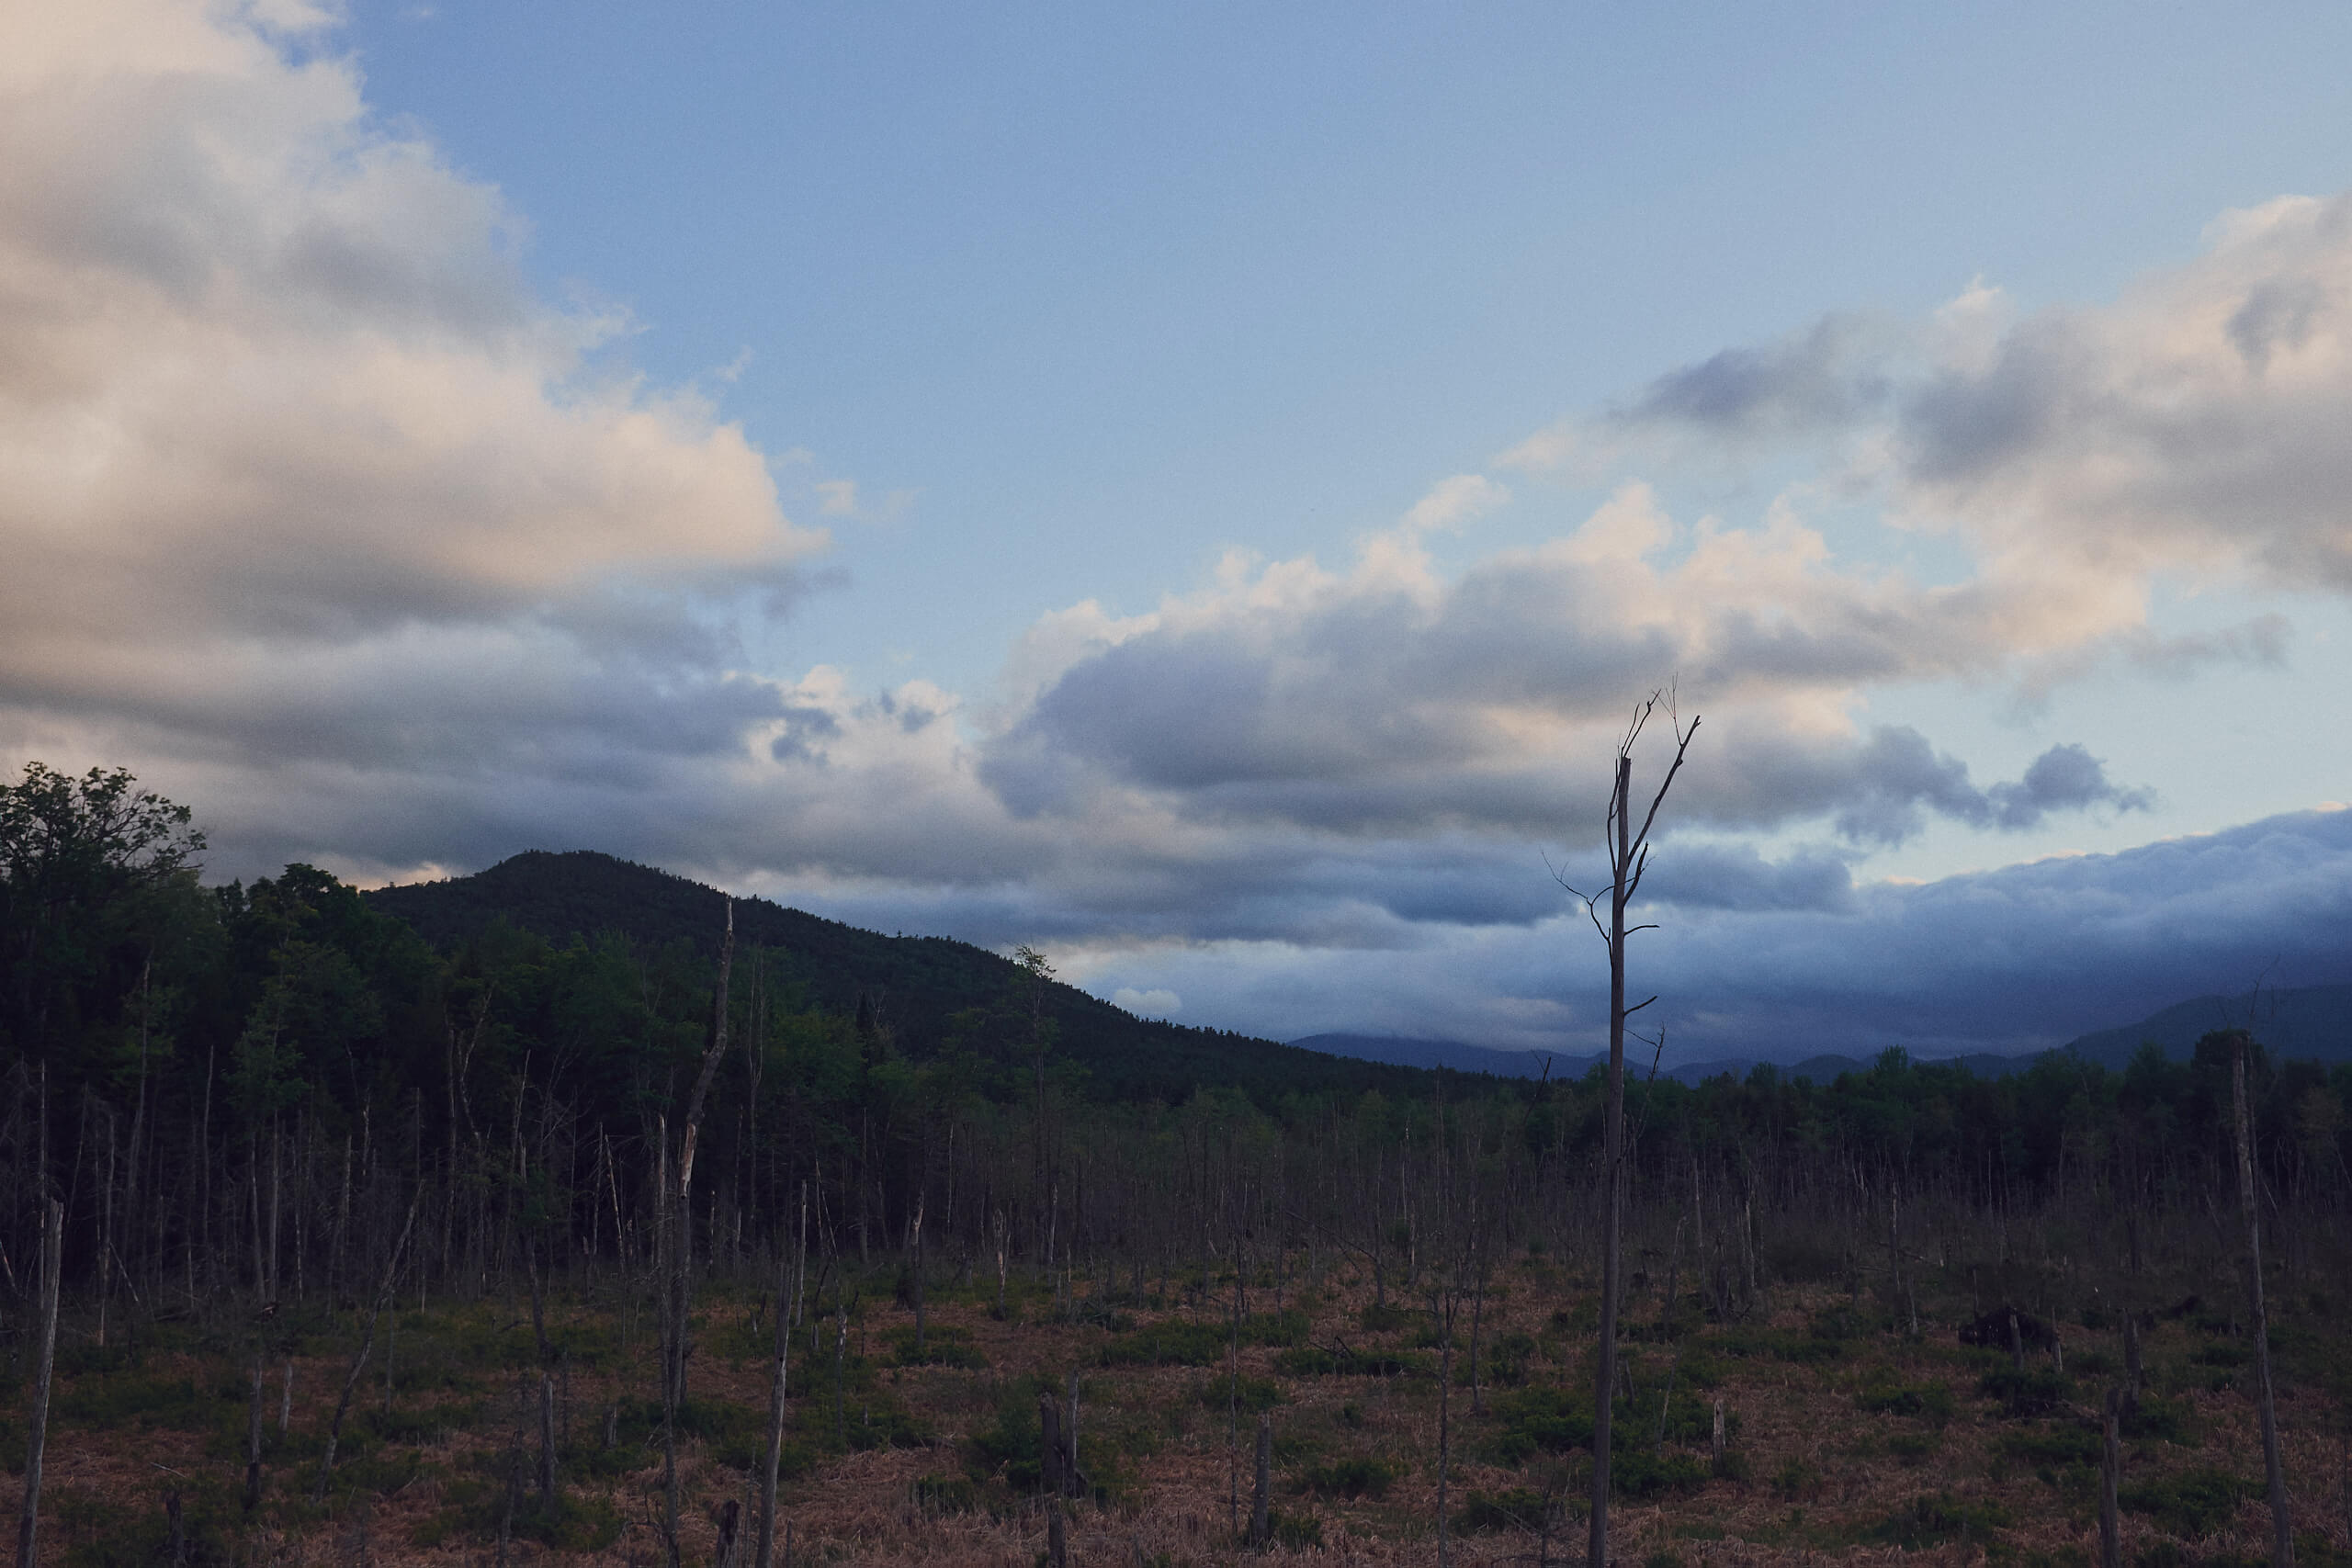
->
[1099, 1319, 1230, 1368]
[1271, 1513, 1325, 1550]
[1195, 1375, 1283, 1414]
[1978, 1366, 2075, 1417]
[962, 1374, 1060, 1494]
[1273, 1344, 1426, 1378]
[2120, 1469, 2250, 1539]
[1485, 1329, 1539, 1386]
[889, 1325, 988, 1369]
[1868, 1493, 2011, 1549]
[2120, 1394, 2199, 1444]
[1854, 1377, 1955, 1421]
[1453, 1487, 1557, 1533]
[1246, 1308, 1311, 1347]
[1293, 1455, 1396, 1499]
[1611, 1449, 1710, 1499]
[1997, 1423, 2103, 1471]
[1887, 1431, 1939, 1465]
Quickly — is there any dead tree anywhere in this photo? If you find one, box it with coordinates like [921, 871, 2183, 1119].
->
[756, 1190, 808, 1568]
[2232, 1034, 2293, 1567]
[1559, 691, 1698, 1568]
[16, 1199, 61, 1568]
[661, 898, 736, 1568]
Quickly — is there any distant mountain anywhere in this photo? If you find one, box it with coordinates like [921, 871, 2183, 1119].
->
[1290, 1033, 2057, 1086]
[1288, 1033, 1598, 1079]
[364, 851, 1432, 1105]
[2056, 983, 2352, 1071]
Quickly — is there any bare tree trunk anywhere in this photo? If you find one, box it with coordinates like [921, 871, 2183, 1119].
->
[1589, 754, 1631, 1568]
[2100, 1386, 2122, 1568]
[2233, 1037, 2293, 1567]
[16, 1199, 61, 1568]
[1571, 695, 1697, 1568]
[663, 898, 736, 1568]
[1251, 1413, 1272, 1548]
[756, 1191, 806, 1568]
[1436, 1284, 1456, 1567]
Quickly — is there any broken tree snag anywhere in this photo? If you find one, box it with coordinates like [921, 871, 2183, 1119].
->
[1555, 690, 1699, 1568]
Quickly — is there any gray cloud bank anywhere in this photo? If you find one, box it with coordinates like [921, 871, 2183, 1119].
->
[3, 5, 2348, 1059]
[1064, 807, 2352, 1061]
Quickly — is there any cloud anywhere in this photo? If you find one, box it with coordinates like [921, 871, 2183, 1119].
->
[0, 0, 825, 869]
[1071, 806, 2352, 1059]
[2, 16, 2341, 1061]
[981, 482, 2145, 852]
[1111, 987, 1180, 1018]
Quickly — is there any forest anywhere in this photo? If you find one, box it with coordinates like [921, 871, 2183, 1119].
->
[2, 759, 2349, 1567]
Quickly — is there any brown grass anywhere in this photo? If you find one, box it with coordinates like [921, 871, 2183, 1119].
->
[16, 1257, 2352, 1566]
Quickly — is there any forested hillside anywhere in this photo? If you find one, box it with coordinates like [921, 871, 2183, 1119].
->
[363, 849, 1427, 1105]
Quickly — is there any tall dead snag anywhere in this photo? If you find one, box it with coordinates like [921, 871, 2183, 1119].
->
[755, 1190, 808, 1568]
[17, 1198, 61, 1568]
[2231, 1032, 2293, 1567]
[1559, 691, 1697, 1568]
[662, 897, 736, 1568]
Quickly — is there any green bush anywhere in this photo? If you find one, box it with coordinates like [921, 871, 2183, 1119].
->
[1098, 1319, 1230, 1368]
[888, 1325, 988, 1370]
[1454, 1487, 1555, 1533]
[2120, 1469, 2249, 1539]
[1868, 1493, 2009, 1549]
[1997, 1424, 2101, 1471]
[2120, 1395, 2197, 1444]
[1195, 1375, 1284, 1414]
[1888, 1431, 1939, 1465]
[1294, 1456, 1396, 1500]
[1978, 1367, 2074, 1417]
[1855, 1379, 1955, 1420]
[1610, 1449, 1708, 1500]
[1272, 1512, 1324, 1550]
[1273, 1344, 1424, 1378]
[1489, 1387, 1593, 1462]
[1246, 1309, 1311, 1348]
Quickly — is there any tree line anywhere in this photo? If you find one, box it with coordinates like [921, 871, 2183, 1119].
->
[4, 760, 2349, 1562]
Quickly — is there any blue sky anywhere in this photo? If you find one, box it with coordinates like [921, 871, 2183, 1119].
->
[5, 0, 2352, 1058]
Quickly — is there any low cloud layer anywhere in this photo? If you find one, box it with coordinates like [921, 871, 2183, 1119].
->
[3, 4, 2347, 1055]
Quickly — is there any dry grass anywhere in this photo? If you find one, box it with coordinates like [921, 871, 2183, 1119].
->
[16, 1256, 2352, 1566]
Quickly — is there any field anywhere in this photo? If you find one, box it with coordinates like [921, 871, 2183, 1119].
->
[15, 1244, 2351, 1567]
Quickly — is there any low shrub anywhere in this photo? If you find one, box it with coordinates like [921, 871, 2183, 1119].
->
[1869, 1493, 2010, 1550]
[1098, 1318, 1232, 1368]
[2120, 1469, 2249, 1540]
[1978, 1367, 2074, 1418]
[1294, 1456, 1396, 1500]
[1453, 1487, 1555, 1534]
[1855, 1379, 1955, 1420]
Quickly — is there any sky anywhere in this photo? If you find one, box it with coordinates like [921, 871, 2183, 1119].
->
[6, 0, 2352, 1061]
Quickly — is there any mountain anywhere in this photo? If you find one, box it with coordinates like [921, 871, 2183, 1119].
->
[363, 851, 1430, 1104]
[1288, 1033, 1599, 1079]
[1290, 1034, 2055, 1087]
[2056, 982, 2352, 1071]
